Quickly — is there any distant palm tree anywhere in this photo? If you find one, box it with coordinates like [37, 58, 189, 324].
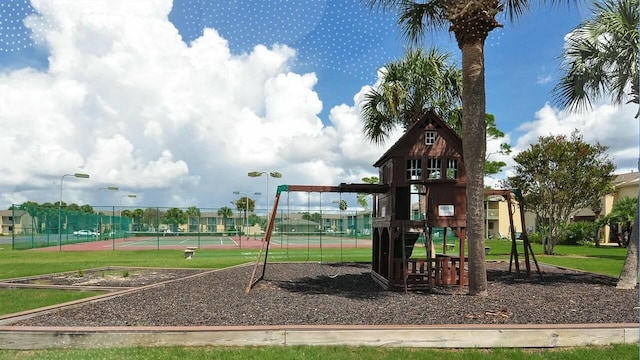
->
[185, 206, 201, 232]
[366, 0, 566, 295]
[132, 208, 144, 231]
[553, 0, 638, 289]
[357, 176, 379, 208]
[218, 206, 233, 232]
[234, 197, 256, 213]
[120, 209, 133, 233]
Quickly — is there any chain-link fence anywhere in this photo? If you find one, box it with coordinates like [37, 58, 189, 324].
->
[9, 206, 131, 250]
[8, 204, 373, 251]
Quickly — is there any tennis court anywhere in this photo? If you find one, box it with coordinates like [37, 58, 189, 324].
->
[30, 231, 371, 252]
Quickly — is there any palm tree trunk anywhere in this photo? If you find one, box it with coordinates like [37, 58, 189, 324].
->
[616, 115, 640, 288]
[616, 189, 639, 289]
[461, 40, 488, 296]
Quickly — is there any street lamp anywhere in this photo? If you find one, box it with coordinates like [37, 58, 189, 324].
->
[233, 190, 261, 247]
[120, 194, 137, 204]
[96, 186, 119, 239]
[248, 171, 282, 228]
[119, 194, 136, 237]
[59, 173, 90, 250]
[99, 186, 119, 194]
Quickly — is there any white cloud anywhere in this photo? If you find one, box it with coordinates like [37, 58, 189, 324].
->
[4, 0, 634, 213]
[491, 102, 639, 185]
[0, 0, 387, 210]
[536, 74, 552, 85]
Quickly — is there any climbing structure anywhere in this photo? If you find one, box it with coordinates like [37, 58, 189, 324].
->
[247, 110, 470, 293]
[370, 110, 468, 291]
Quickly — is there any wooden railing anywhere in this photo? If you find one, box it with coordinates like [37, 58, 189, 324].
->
[391, 255, 467, 289]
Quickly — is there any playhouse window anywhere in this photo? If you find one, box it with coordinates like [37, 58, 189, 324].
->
[425, 131, 437, 145]
[427, 158, 441, 179]
[446, 159, 458, 179]
[407, 159, 422, 180]
[381, 164, 391, 184]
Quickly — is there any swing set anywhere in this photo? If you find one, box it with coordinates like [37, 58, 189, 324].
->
[485, 189, 542, 281]
[246, 183, 387, 294]
[245, 184, 542, 294]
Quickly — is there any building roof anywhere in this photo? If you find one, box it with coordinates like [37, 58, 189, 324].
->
[373, 109, 462, 167]
[613, 171, 639, 187]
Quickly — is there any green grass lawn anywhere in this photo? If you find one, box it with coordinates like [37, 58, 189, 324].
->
[0, 244, 635, 359]
[0, 248, 374, 279]
[0, 344, 636, 360]
[0, 288, 105, 316]
[482, 239, 627, 277]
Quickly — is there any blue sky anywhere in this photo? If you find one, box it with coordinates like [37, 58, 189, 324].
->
[167, 0, 585, 133]
[0, 0, 636, 210]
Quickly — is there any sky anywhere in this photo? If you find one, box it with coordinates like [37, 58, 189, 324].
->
[0, 0, 637, 213]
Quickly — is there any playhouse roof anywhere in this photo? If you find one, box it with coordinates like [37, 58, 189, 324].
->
[372, 109, 463, 168]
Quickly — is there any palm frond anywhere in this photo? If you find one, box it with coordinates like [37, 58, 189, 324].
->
[361, 89, 400, 144]
[397, 1, 447, 45]
[553, 0, 638, 113]
[501, 0, 529, 22]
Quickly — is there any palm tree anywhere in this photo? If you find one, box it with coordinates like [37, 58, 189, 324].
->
[361, 47, 462, 143]
[235, 197, 257, 238]
[132, 208, 144, 231]
[366, 0, 546, 295]
[235, 197, 256, 214]
[357, 176, 380, 208]
[121, 209, 133, 218]
[185, 206, 201, 232]
[553, 0, 638, 289]
[603, 196, 638, 246]
[218, 206, 233, 233]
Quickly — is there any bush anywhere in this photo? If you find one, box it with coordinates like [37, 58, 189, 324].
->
[528, 232, 543, 244]
[560, 221, 597, 246]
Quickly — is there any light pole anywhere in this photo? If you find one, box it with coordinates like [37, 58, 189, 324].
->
[59, 173, 90, 250]
[119, 194, 136, 237]
[97, 186, 118, 239]
[248, 171, 282, 230]
[233, 191, 261, 247]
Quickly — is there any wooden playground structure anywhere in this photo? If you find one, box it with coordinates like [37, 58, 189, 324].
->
[247, 110, 541, 294]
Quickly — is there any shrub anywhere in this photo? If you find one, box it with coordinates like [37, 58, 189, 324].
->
[528, 232, 543, 244]
[560, 221, 597, 246]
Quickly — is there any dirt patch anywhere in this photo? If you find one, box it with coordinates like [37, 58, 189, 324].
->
[4, 268, 207, 288]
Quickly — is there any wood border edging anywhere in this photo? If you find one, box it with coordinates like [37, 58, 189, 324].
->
[0, 323, 637, 350]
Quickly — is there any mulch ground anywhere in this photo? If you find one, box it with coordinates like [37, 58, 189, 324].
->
[6, 261, 638, 327]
